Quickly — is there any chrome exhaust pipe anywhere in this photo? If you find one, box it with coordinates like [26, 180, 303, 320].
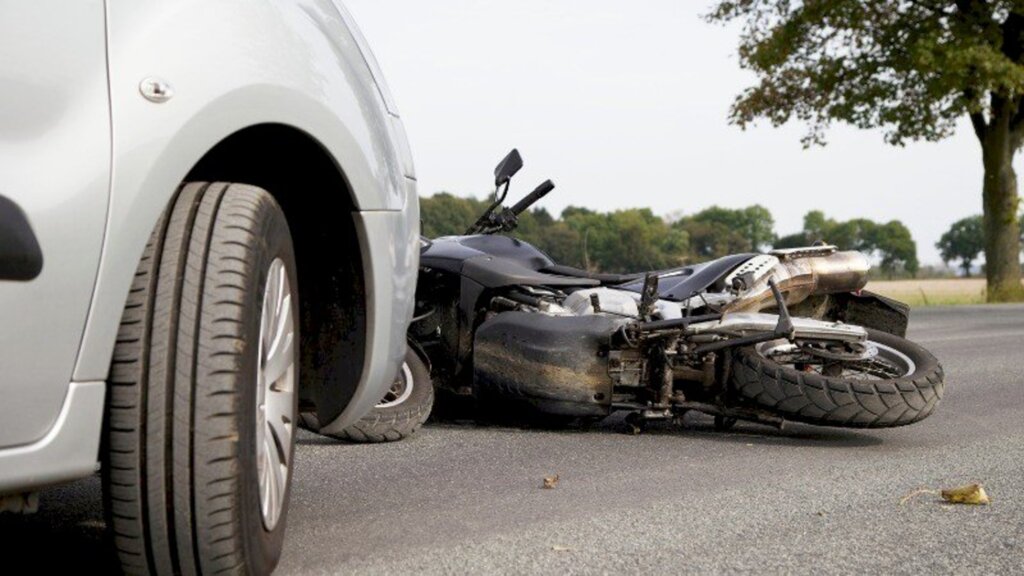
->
[725, 249, 870, 313]
[800, 250, 871, 293]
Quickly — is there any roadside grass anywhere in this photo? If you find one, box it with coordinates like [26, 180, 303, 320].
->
[864, 278, 1023, 307]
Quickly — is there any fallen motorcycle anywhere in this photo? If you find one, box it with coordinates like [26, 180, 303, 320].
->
[330, 149, 944, 441]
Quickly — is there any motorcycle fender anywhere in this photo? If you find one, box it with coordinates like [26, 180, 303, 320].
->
[473, 312, 624, 417]
[826, 291, 910, 338]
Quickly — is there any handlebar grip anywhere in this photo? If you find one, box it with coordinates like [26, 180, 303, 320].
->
[510, 180, 555, 215]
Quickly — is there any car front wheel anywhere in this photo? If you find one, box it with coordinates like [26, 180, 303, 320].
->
[102, 182, 299, 575]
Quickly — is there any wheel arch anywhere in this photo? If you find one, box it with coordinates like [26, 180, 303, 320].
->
[76, 121, 376, 426]
[185, 124, 370, 423]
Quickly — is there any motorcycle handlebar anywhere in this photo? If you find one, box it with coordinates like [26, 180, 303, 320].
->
[509, 180, 555, 215]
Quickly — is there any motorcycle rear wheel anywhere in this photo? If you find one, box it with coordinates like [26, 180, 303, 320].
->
[326, 349, 433, 443]
[730, 328, 944, 428]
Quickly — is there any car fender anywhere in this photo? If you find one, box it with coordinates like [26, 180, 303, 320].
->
[74, 0, 409, 380]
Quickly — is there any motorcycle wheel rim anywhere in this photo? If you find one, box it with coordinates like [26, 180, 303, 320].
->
[376, 361, 415, 408]
[756, 339, 915, 380]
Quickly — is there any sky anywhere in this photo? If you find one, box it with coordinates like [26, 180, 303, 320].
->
[345, 0, 1012, 265]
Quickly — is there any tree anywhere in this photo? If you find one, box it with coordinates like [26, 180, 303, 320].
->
[420, 192, 488, 238]
[869, 220, 920, 278]
[673, 205, 777, 257]
[514, 207, 588, 268]
[708, 1, 1024, 301]
[676, 220, 750, 259]
[937, 215, 986, 276]
[773, 231, 810, 249]
[563, 208, 690, 272]
[799, 211, 876, 251]
[775, 211, 919, 277]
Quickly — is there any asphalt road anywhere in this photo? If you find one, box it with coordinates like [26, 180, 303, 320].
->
[4, 305, 1023, 574]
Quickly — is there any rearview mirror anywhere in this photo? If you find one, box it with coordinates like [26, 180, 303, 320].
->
[494, 149, 523, 188]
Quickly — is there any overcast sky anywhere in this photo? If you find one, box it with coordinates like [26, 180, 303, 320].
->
[345, 0, 1010, 265]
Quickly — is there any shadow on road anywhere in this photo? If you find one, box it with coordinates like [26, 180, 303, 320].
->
[0, 476, 116, 572]
[644, 420, 885, 449]
[295, 411, 885, 450]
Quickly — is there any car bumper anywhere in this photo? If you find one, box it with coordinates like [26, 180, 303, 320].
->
[0, 381, 105, 494]
[319, 182, 419, 434]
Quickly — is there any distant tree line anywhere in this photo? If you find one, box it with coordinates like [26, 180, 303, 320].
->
[775, 211, 919, 278]
[421, 193, 928, 278]
[936, 214, 1024, 277]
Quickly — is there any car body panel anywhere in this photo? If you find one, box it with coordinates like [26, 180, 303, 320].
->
[0, 382, 105, 493]
[74, 0, 410, 382]
[1, 0, 419, 491]
[0, 0, 111, 448]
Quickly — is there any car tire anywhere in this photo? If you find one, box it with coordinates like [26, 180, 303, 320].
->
[102, 182, 299, 575]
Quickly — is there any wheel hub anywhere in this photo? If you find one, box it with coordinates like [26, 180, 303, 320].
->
[256, 258, 296, 531]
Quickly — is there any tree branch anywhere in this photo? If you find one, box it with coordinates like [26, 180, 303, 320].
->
[971, 110, 989, 140]
[965, 86, 988, 140]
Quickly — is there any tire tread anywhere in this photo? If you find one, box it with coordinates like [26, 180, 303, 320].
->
[730, 328, 944, 428]
[102, 182, 295, 575]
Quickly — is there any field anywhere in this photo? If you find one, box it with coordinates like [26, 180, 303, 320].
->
[865, 278, 1000, 306]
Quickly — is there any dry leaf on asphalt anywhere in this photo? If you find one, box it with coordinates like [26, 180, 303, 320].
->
[941, 483, 990, 505]
[899, 483, 991, 506]
[542, 474, 559, 489]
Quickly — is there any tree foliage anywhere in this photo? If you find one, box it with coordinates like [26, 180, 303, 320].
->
[871, 220, 921, 278]
[937, 215, 986, 275]
[559, 207, 691, 272]
[707, 1, 1024, 146]
[419, 192, 489, 239]
[777, 210, 920, 277]
[672, 205, 777, 257]
[708, 0, 1024, 300]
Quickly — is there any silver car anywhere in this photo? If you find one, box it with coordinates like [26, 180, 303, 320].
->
[0, 0, 419, 573]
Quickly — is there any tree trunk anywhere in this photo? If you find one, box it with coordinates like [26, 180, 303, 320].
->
[961, 259, 971, 278]
[980, 119, 1024, 302]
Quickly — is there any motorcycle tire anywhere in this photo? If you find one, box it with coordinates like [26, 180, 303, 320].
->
[317, 349, 433, 443]
[730, 328, 944, 428]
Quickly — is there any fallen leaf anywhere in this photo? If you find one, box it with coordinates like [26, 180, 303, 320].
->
[542, 474, 560, 489]
[941, 483, 990, 505]
[899, 483, 991, 506]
